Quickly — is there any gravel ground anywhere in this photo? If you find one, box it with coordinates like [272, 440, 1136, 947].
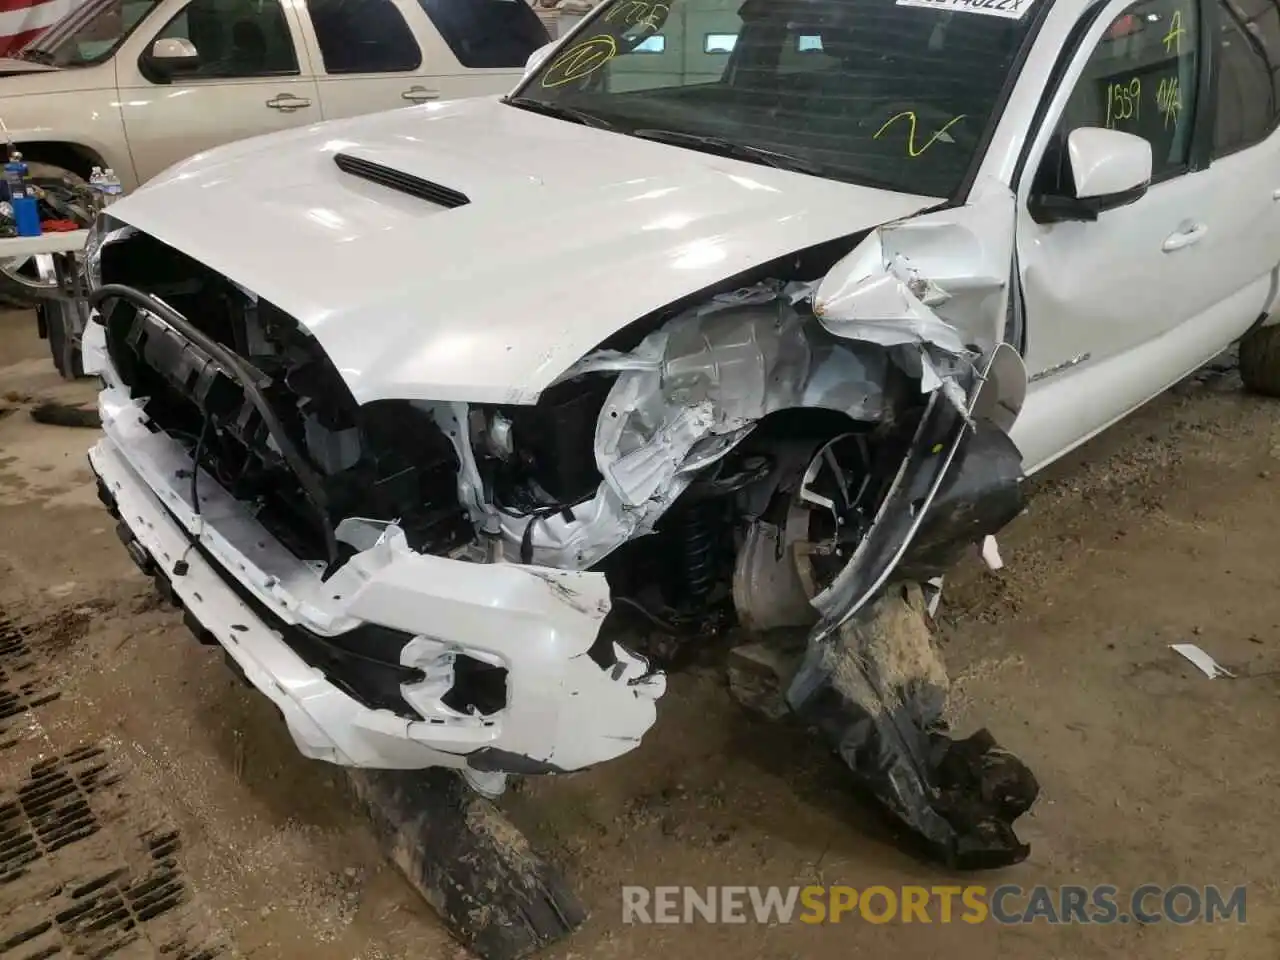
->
[1, 310, 1277, 959]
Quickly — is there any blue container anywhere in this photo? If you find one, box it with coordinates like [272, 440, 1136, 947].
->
[12, 196, 41, 237]
[4, 159, 27, 199]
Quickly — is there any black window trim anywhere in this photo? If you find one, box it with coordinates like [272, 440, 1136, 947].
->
[138, 0, 303, 83]
[1209, 0, 1280, 158]
[950, 0, 1060, 204]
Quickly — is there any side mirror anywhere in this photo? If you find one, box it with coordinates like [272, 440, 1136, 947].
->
[524, 40, 557, 77]
[1029, 127, 1152, 224]
[145, 36, 199, 78]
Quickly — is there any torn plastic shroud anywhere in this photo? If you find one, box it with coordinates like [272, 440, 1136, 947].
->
[786, 397, 1038, 869]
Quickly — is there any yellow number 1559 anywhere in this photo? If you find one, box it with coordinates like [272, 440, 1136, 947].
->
[1106, 77, 1142, 127]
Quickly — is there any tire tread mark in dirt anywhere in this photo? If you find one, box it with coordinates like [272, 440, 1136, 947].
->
[0, 746, 120, 885]
[0, 617, 60, 738]
[0, 814, 229, 958]
[0, 606, 232, 959]
[50, 829, 219, 958]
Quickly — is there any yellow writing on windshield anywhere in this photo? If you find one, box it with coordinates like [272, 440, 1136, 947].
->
[540, 35, 619, 88]
[1156, 75, 1182, 128]
[873, 111, 967, 158]
[605, 0, 670, 28]
[1105, 78, 1141, 127]
[1163, 9, 1187, 54]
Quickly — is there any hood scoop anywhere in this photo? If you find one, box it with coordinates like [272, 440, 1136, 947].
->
[334, 152, 470, 209]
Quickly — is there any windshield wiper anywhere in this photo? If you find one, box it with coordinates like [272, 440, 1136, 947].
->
[503, 97, 616, 131]
[630, 128, 825, 177]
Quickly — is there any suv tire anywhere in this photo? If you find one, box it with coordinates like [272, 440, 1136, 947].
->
[1240, 322, 1280, 398]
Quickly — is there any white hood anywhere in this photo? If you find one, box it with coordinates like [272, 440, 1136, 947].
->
[109, 96, 941, 404]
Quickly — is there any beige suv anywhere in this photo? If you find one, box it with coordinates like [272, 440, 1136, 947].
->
[0, 0, 550, 303]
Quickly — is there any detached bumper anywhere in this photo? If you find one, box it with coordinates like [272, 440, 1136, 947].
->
[88, 387, 665, 774]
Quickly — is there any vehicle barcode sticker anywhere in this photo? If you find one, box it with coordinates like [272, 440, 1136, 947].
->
[895, 0, 1037, 19]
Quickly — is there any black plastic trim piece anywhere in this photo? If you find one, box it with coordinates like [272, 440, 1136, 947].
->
[334, 153, 471, 208]
[91, 282, 340, 570]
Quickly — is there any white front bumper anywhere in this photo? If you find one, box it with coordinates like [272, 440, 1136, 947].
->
[88, 380, 666, 773]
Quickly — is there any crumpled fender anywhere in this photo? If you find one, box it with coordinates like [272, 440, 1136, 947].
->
[800, 177, 1027, 636]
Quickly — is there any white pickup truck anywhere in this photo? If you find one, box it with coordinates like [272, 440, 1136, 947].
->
[80, 0, 1280, 869]
[0, 0, 550, 302]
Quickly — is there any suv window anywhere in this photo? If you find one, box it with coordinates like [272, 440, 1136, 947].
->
[153, 0, 298, 77]
[1213, 0, 1279, 155]
[305, 0, 421, 74]
[1059, 0, 1200, 180]
[417, 0, 549, 68]
[515, 0, 1041, 200]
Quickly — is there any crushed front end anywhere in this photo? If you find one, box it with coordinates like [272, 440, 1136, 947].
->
[83, 227, 665, 789]
[83, 191, 1040, 867]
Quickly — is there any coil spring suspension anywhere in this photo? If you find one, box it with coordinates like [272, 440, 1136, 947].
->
[677, 506, 719, 606]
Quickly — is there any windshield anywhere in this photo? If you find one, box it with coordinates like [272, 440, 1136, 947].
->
[514, 0, 1041, 198]
[18, 0, 159, 67]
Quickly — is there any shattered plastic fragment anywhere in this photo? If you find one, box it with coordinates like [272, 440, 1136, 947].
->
[1170, 643, 1235, 679]
[980, 535, 1003, 571]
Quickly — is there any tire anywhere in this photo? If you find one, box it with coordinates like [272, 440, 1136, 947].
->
[43, 301, 85, 379]
[1239, 322, 1280, 398]
[0, 161, 94, 310]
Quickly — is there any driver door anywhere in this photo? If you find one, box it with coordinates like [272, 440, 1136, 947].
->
[1011, 0, 1260, 470]
[115, 0, 321, 183]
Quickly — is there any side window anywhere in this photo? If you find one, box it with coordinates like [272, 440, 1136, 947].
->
[416, 0, 550, 69]
[1212, 0, 1279, 155]
[153, 0, 299, 78]
[1060, 0, 1201, 180]
[305, 0, 421, 74]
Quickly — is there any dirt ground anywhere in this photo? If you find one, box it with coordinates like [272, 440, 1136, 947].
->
[1, 308, 1278, 959]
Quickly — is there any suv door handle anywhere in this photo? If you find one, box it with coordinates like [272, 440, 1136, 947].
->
[1273, 188, 1280, 201]
[1162, 222, 1207, 252]
[266, 93, 312, 112]
[401, 85, 440, 103]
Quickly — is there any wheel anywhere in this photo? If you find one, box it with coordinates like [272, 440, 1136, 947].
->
[42, 300, 85, 379]
[1239, 322, 1280, 398]
[0, 161, 94, 310]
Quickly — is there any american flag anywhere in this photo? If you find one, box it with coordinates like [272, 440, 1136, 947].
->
[0, 0, 81, 57]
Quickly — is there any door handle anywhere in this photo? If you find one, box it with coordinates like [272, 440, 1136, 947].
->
[266, 93, 312, 112]
[401, 85, 440, 103]
[1273, 188, 1280, 201]
[1162, 222, 1207, 252]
